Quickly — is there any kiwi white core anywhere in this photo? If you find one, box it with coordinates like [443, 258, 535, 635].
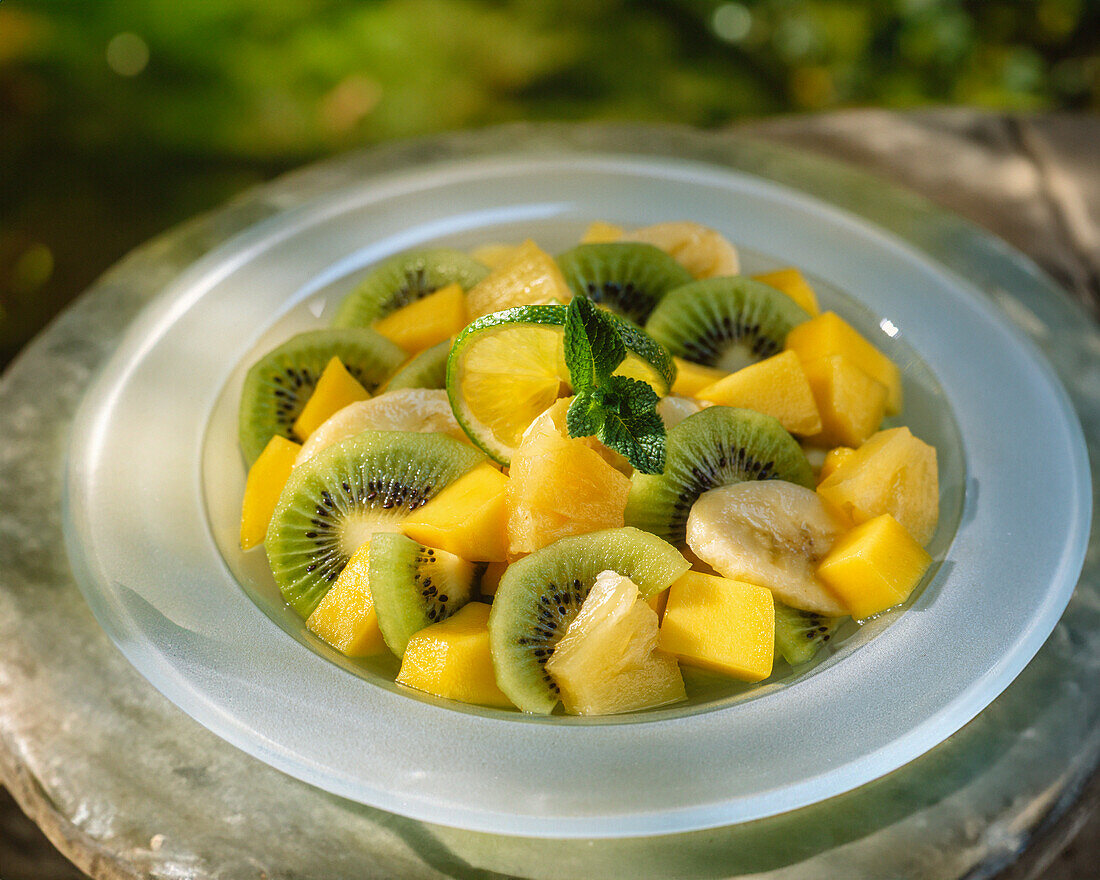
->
[339, 512, 402, 559]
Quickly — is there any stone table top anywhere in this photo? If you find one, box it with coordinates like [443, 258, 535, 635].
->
[1, 110, 1098, 880]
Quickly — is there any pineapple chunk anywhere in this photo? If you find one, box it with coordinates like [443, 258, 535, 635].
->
[546, 571, 685, 715]
[800, 355, 888, 448]
[696, 350, 822, 436]
[658, 571, 775, 681]
[818, 446, 856, 484]
[397, 602, 513, 708]
[622, 221, 740, 278]
[239, 435, 301, 550]
[785, 312, 902, 414]
[671, 357, 728, 397]
[464, 240, 570, 319]
[306, 543, 387, 655]
[817, 427, 939, 545]
[817, 514, 932, 619]
[507, 415, 632, 557]
[292, 356, 370, 440]
[401, 462, 510, 562]
[372, 283, 466, 354]
[580, 221, 626, 243]
[752, 267, 821, 316]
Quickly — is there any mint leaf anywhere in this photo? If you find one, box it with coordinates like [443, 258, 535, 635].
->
[565, 390, 602, 438]
[563, 295, 625, 391]
[593, 375, 666, 474]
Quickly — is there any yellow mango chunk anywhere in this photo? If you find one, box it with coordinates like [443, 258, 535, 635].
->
[785, 312, 902, 414]
[507, 426, 631, 557]
[696, 350, 822, 436]
[800, 355, 888, 448]
[239, 435, 301, 550]
[658, 571, 775, 682]
[647, 587, 669, 622]
[372, 283, 466, 354]
[580, 221, 626, 243]
[292, 357, 370, 441]
[671, 357, 728, 397]
[470, 242, 523, 269]
[817, 514, 932, 619]
[305, 543, 387, 656]
[397, 602, 513, 708]
[818, 446, 856, 484]
[465, 240, 570, 319]
[478, 560, 508, 597]
[400, 462, 510, 562]
[752, 267, 820, 316]
[817, 426, 939, 545]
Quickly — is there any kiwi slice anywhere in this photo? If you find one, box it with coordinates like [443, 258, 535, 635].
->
[370, 532, 477, 657]
[775, 601, 844, 666]
[489, 527, 690, 714]
[333, 248, 488, 328]
[644, 277, 810, 372]
[625, 406, 814, 545]
[556, 242, 694, 324]
[385, 338, 451, 391]
[265, 431, 484, 617]
[238, 328, 405, 464]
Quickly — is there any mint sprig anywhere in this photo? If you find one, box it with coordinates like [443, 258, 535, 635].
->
[563, 297, 666, 474]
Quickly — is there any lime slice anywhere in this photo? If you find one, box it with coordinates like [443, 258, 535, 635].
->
[447, 304, 675, 465]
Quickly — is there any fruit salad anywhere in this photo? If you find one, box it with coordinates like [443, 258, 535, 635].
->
[236, 221, 940, 716]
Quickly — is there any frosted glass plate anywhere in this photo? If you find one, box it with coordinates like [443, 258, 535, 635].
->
[63, 135, 1090, 837]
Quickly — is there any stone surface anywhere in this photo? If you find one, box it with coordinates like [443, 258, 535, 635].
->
[1, 112, 1098, 879]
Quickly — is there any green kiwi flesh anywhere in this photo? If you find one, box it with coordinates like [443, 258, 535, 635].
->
[774, 601, 845, 666]
[489, 527, 690, 714]
[333, 248, 488, 328]
[556, 242, 693, 324]
[625, 406, 814, 545]
[385, 338, 451, 390]
[645, 277, 810, 372]
[265, 431, 484, 617]
[238, 328, 405, 464]
[370, 532, 477, 657]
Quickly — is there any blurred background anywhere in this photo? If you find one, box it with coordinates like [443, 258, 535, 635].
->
[1, 0, 1098, 364]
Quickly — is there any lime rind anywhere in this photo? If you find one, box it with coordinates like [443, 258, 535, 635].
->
[446, 304, 675, 465]
[332, 248, 488, 328]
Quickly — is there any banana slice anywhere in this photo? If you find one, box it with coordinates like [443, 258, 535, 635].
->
[656, 394, 706, 431]
[295, 388, 467, 465]
[686, 480, 848, 616]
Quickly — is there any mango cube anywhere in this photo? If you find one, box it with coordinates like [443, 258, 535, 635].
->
[397, 602, 513, 708]
[696, 350, 822, 436]
[400, 462, 510, 562]
[306, 543, 387, 655]
[817, 427, 939, 545]
[752, 267, 820, 316]
[239, 435, 301, 550]
[818, 446, 856, 484]
[785, 312, 902, 414]
[580, 221, 626, 243]
[659, 571, 775, 682]
[672, 357, 729, 397]
[372, 283, 466, 354]
[465, 240, 570, 319]
[817, 514, 932, 619]
[478, 560, 508, 597]
[292, 356, 370, 440]
[800, 355, 888, 448]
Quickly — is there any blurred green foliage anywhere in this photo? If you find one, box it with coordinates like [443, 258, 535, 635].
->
[1, 0, 1097, 360]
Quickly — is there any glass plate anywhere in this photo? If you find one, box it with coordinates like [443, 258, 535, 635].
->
[62, 126, 1090, 838]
